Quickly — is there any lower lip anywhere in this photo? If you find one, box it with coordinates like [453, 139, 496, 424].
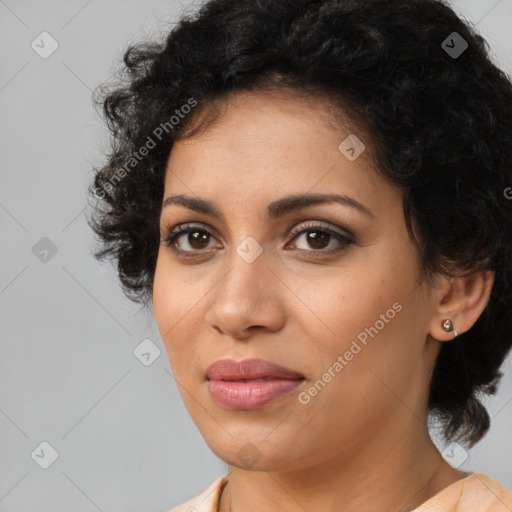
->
[208, 378, 304, 410]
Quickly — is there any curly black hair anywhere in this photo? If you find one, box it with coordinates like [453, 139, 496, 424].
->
[87, 0, 512, 448]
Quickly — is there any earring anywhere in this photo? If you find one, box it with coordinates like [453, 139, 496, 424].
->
[441, 319, 458, 338]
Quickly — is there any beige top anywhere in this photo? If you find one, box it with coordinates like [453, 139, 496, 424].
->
[168, 473, 512, 512]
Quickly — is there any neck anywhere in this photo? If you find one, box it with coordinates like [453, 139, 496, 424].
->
[218, 414, 466, 512]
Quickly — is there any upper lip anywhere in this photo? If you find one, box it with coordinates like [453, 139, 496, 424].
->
[206, 358, 304, 381]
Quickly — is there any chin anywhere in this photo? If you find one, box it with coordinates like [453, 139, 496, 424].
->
[200, 426, 316, 472]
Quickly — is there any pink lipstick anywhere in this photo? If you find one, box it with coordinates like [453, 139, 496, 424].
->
[206, 358, 305, 410]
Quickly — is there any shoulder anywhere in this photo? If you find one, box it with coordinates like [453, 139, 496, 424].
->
[458, 473, 512, 511]
[414, 473, 512, 512]
[167, 475, 229, 512]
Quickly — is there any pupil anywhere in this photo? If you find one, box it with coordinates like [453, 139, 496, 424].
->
[308, 231, 329, 249]
[189, 231, 209, 249]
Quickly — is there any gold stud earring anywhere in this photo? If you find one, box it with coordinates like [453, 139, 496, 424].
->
[442, 319, 458, 338]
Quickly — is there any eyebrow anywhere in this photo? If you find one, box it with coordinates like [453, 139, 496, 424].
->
[162, 192, 376, 220]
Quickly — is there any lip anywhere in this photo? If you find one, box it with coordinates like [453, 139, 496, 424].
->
[206, 358, 305, 410]
[206, 358, 304, 381]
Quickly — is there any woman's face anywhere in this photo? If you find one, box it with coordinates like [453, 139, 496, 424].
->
[153, 90, 443, 472]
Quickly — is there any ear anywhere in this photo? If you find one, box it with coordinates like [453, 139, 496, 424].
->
[429, 270, 495, 342]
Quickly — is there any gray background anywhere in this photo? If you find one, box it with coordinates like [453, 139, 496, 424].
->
[0, 1, 511, 511]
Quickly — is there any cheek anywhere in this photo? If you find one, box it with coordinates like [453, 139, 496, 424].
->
[290, 309, 422, 460]
[293, 265, 406, 357]
[152, 259, 171, 337]
[291, 245, 425, 407]
[152, 257, 187, 365]
[152, 255, 212, 378]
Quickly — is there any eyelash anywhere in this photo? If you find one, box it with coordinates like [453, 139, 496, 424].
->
[161, 221, 355, 259]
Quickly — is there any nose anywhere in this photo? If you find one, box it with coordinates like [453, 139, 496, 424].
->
[204, 243, 286, 340]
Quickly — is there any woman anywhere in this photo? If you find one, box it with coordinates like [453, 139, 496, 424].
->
[87, 0, 512, 510]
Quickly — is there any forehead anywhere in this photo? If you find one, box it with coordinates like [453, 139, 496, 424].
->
[163, 91, 398, 217]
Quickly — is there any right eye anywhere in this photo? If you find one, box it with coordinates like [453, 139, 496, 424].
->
[162, 223, 218, 257]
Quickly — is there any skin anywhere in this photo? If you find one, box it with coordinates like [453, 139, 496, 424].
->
[152, 89, 494, 512]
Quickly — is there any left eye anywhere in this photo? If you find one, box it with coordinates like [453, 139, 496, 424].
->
[287, 222, 354, 255]
[162, 222, 354, 257]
